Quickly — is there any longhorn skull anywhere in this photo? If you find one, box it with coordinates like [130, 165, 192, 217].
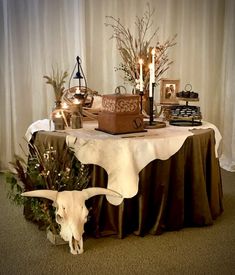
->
[21, 187, 121, 255]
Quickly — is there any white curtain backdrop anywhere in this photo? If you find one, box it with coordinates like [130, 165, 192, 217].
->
[0, 0, 234, 172]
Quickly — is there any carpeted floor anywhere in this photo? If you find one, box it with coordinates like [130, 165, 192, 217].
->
[0, 169, 235, 275]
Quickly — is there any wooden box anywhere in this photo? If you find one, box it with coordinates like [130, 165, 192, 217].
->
[97, 93, 145, 134]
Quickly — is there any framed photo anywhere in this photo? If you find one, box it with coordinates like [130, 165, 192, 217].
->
[160, 79, 180, 104]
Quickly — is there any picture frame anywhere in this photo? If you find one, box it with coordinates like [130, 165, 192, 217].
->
[160, 79, 180, 104]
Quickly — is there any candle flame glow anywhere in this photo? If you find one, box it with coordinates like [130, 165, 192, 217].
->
[62, 102, 68, 109]
[55, 112, 62, 118]
[73, 98, 81, 104]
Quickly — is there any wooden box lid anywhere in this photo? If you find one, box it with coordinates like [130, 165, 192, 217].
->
[102, 93, 140, 115]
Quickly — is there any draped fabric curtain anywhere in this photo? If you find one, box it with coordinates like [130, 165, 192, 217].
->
[0, 0, 86, 169]
[0, 0, 234, 172]
[219, 0, 235, 171]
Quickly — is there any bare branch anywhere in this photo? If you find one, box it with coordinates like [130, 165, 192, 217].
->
[105, 4, 177, 88]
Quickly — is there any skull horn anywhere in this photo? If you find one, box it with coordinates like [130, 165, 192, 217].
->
[21, 190, 58, 202]
[81, 187, 122, 200]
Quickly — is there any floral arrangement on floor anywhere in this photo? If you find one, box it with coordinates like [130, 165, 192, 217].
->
[43, 67, 69, 102]
[5, 141, 90, 234]
[105, 3, 177, 92]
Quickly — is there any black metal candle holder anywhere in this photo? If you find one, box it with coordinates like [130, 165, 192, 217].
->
[144, 82, 166, 129]
[139, 90, 144, 113]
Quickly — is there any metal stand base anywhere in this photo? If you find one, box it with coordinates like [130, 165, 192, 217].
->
[144, 121, 166, 129]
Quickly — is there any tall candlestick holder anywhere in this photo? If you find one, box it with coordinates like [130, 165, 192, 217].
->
[139, 90, 144, 113]
[144, 83, 166, 129]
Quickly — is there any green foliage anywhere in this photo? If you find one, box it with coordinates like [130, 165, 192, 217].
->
[5, 141, 91, 234]
[5, 172, 24, 205]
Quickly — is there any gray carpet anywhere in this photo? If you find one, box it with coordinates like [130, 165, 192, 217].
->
[0, 169, 235, 275]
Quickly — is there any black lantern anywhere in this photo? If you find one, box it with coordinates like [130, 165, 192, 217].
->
[68, 56, 87, 90]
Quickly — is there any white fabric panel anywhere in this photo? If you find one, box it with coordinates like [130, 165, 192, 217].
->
[219, 0, 235, 171]
[0, 0, 86, 169]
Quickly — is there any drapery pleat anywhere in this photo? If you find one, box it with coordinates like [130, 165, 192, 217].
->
[0, 0, 234, 171]
[219, 0, 235, 171]
[0, 0, 86, 169]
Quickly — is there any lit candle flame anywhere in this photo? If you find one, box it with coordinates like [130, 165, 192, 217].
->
[62, 102, 68, 109]
[55, 112, 62, 118]
[73, 98, 81, 104]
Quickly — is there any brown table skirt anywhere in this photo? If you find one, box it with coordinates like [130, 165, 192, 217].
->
[32, 128, 223, 238]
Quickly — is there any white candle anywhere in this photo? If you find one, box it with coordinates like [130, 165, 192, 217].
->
[139, 59, 143, 92]
[151, 48, 155, 83]
[55, 111, 62, 118]
[54, 112, 64, 130]
[75, 87, 80, 94]
[62, 102, 68, 109]
[73, 98, 81, 105]
[149, 63, 153, 97]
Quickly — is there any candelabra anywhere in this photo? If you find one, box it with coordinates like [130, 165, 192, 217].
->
[144, 83, 166, 129]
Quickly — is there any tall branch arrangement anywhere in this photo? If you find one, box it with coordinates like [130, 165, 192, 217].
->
[105, 3, 177, 91]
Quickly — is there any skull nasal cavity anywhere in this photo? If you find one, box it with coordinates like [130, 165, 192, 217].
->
[56, 214, 63, 223]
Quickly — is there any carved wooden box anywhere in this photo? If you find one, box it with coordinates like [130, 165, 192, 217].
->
[97, 93, 144, 134]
